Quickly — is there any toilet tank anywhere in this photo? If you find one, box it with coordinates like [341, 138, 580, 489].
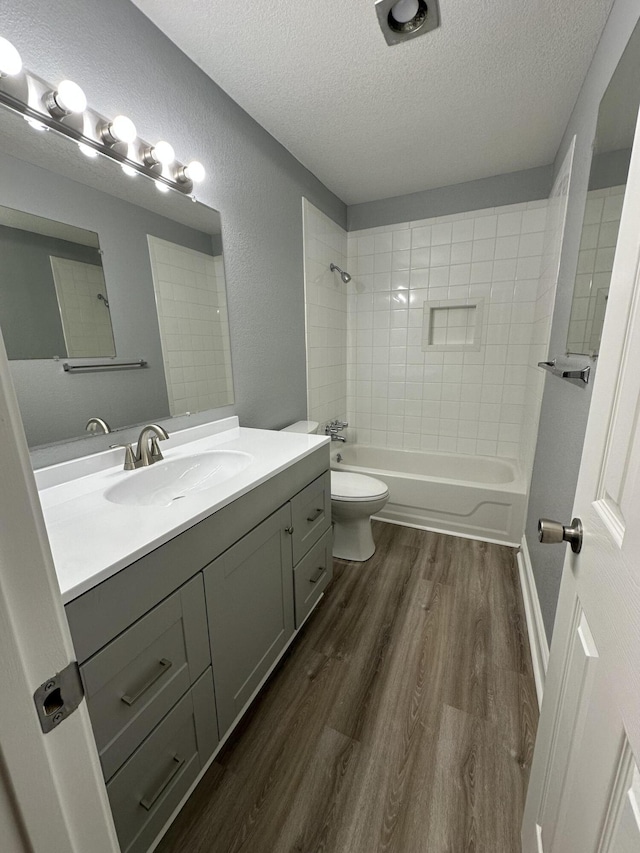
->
[280, 420, 319, 434]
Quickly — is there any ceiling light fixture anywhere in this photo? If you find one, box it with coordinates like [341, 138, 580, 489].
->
[100, 114, 137, 146]
[375, 0, 440, 46]
[0, 36, 22, 77]
[44, 79, 87, 117]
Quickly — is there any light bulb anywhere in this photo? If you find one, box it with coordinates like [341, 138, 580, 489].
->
[54, 80, 87, 114]
[155, 180, 170, 193]
[0, 37, 22, 77]
[153, 140, 175, 166]
[102, 114, 137, 145]
[122, 163, 137, 177]
[390, 0, 419, 23]
[78, 141, 98, 158]
[185, 160, 205, 183]
[25, 117, 46, 132]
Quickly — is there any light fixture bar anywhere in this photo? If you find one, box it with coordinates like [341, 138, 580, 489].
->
[0, 60, 204, 195]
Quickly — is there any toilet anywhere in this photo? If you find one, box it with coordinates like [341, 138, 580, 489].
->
[281, 421, 390, 562]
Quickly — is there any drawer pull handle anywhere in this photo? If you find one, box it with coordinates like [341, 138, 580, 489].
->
[309, 567, 325, 584]
[306, 508, 323, 523]
[121, 658, 173, 707]
[140, 754, 185, 811]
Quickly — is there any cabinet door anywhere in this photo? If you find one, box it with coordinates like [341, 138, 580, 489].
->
[204, 505, 294, 736]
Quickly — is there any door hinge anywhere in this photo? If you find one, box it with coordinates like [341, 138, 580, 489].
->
[33, 661, 84, 733]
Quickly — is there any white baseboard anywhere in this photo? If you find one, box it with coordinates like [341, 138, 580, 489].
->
[516, 536, 549, 708]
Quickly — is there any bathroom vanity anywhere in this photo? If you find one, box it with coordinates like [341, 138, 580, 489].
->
[37, 417, 332, 853]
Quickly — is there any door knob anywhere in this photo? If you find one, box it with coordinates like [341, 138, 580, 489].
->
[538, 517, 583, 554]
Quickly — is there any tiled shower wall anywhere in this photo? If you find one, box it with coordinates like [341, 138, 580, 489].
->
[302, 198, 348, 427]
[50, 256, 115, 358]
[148, 236, 233, 416]
[346, 201, 548, 461]
[566, 184, 625, 355]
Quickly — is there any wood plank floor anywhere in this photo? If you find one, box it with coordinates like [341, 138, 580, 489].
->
[157, 522, 538, 853]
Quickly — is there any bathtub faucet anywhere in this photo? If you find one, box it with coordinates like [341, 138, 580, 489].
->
[325, 420, 348, 442]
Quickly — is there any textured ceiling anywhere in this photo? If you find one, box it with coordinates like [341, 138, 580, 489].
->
[130, 0, 614, 205]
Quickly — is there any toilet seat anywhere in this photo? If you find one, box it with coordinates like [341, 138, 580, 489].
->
[331, 471, 389, 502]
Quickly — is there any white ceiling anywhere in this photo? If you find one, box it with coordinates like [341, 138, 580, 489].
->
[131, 0, 614, 205]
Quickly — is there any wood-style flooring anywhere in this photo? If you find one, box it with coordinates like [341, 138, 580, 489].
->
[157, 522, 538, 853]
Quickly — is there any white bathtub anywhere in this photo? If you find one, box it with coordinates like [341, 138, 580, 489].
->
[331, 445, 526, 546]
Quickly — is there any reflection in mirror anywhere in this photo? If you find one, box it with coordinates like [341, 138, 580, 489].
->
[148, 236, 233, 415]
[567, 21, 640, 356]
[0, 206, 115, 359]
[0, 103, 234, 448]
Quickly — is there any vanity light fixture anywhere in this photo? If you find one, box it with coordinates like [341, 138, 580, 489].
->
[143, 140, 175, 167]
[0, 36, 22, 77]
[375, 0, 440, 46]
[176, 159, 205, 184]
[0, 36, 207, 196]
[25, 117, 47, 131]
[100, 114, 137, 146]
[78, 141, 98, 158]
[44, 79, 87, 117]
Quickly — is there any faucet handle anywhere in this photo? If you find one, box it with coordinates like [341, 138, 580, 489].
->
[149, 437, 164, 463]
[110, 443, 136, 471]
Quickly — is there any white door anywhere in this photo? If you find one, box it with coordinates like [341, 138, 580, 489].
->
[521, 115, 640, 850]
[0, 327, 119, 851]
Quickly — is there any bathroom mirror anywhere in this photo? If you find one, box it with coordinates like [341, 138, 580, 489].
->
[0, 207, 115, 360]
[0, 103, 234, 447]
[566, 20, 640, 356]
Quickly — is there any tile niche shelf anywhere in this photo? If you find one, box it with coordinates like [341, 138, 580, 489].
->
[422, 297, 485, 352]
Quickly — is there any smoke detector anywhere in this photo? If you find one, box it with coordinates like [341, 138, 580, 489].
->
[375, 0, 441, 46]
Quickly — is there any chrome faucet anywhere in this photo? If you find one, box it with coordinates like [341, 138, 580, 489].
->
[135, 424, 170, 467]
[325, 420, 348, 442]
[85, 416, 111, 435]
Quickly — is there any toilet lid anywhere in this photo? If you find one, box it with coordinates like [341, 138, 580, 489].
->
[331, 471, 389, 501]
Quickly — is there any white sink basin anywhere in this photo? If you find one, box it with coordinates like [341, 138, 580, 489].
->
[104, 451, 254, 507]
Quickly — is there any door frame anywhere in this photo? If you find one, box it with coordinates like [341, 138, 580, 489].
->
[0, 329, 118, 852]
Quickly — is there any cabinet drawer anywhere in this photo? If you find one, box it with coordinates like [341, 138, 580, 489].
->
[81, 574, 210, 781]
[293, 528, 333, 628]
[107, 668, 217, 853]
[290, 471, 331, 563]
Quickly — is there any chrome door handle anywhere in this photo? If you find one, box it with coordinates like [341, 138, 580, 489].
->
[538, 517, 583, 554]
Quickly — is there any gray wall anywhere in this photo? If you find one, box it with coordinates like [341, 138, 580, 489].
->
[0, 225, 101, 360]
[0, 0, 345, 458]
[525, 0, 640, 642]
[589, 147, 632, 190]
[348, 165, 554, 231]
[2, 151, 221, 447]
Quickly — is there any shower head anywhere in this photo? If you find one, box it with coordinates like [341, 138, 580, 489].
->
[330, 263, 351, 284]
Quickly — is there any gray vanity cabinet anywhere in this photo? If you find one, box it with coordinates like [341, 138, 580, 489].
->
[63, 445, 331, 853]
[204, 504, 295, 735]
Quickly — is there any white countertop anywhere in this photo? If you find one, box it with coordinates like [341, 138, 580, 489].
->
[36, 417, 329, 604]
